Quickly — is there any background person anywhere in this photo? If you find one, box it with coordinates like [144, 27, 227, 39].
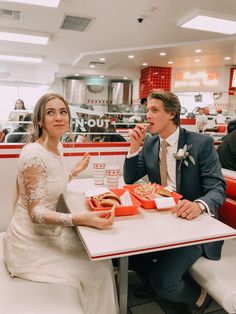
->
[123, 91, 226, 314]
[138, 97, 147, 114]
[0, 121, 5, 142]
[217, 119, 236, 171]
[3, 93, 118, 314]
[8, 99, 28, 121]
[6, 113, 33, 143]
[215, 109, 226, 125]
[196, 107, 208, 133]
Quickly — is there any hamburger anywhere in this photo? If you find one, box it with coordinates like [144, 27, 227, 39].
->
[91, 192, 121, 208]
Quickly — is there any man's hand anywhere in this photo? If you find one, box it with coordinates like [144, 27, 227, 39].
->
[172, 199, 202, 220]
[130, 124, 147, 154]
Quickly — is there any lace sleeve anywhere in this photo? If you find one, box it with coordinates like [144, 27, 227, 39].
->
[20, 156, 74, 226]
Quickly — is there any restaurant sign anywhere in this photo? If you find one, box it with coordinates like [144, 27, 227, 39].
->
[174, 70, 219, 88]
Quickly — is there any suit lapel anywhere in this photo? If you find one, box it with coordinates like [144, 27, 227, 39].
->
[176, 128, 187, 193]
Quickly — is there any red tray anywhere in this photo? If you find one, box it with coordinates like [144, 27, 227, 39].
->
[87, 188, 141, 216]
[123, 184, 182, 210]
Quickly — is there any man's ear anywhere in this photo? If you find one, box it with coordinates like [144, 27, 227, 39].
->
[170, 112, 176, 120]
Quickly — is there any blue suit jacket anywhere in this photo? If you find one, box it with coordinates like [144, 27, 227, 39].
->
[124, 128, 226, 260]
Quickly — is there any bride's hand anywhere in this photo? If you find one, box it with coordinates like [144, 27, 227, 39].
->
[72, 153, 90, 176]
[75, 210, 115, 229]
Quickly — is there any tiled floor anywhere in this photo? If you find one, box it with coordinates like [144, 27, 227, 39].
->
[127, 271, 228, 314]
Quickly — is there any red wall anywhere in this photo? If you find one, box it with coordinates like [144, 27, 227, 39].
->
[140, 66, 172, 98]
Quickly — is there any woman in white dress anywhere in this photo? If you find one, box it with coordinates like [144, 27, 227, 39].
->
[3, 93, 118, 314]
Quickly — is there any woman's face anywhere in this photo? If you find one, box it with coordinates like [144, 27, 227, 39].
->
[15, 100, 23, 110]
[42, 97, 69, 139]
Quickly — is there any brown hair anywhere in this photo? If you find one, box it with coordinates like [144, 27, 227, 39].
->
[27, 92, 71, 143]
[148, 91, 181, 126]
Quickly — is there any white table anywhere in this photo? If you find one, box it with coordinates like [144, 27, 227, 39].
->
[64, 178, 236, 314]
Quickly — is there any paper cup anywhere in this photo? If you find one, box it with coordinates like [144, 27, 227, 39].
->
[106, 165, 120, 189]
[93, 161, 106, 185]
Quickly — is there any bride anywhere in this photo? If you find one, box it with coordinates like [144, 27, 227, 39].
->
[3, 93, 118, 314]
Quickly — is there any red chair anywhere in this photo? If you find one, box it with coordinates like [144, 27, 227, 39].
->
[224, 177, 236, 200]
[219, 198, 236, 229]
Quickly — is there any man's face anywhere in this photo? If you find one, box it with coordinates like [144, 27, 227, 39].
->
[146, 98, 176, 136]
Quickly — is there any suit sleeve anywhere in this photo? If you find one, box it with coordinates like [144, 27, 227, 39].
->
[198, 136, 226, 216]
[123, 145, 148, 184]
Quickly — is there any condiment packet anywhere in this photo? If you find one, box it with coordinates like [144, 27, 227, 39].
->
[154, 196, 175, 209]
[120, 190, 133, 205]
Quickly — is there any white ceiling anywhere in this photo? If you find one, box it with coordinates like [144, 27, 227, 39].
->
[0, 0, 236, 82]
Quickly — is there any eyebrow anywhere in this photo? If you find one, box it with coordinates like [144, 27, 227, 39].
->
[45, 107, 67, 111]
[147, 105, 158, 109]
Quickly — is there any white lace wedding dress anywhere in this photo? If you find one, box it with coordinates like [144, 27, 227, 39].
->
[3, 142, 118, 314]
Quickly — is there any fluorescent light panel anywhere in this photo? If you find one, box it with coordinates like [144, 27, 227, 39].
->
[179, 9, 236, 35]
[0, 30, 50, 45]
[0, 54, 43, 63]
[2, 0, 60, 8]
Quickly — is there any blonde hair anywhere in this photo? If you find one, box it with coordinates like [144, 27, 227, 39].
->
[27, 92, 72, 143]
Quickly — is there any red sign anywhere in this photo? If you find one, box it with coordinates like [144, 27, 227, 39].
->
[229, 68, 236, 89]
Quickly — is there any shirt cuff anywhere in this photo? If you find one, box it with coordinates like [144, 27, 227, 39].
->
[195, 199, 214, 217]
[126, 150, 139, 159]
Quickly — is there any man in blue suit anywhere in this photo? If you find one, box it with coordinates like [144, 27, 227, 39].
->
[124, 91, 226, 313]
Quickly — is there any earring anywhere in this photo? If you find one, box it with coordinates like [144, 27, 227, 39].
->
[39, 123, 42, 128]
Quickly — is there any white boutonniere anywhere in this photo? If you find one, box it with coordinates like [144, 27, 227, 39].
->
[173, 144, 195, 171]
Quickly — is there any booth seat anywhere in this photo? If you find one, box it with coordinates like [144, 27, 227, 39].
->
[0, 233, 83, 314]
[0, 196, 83, 314]
[190, 173, 236, 314]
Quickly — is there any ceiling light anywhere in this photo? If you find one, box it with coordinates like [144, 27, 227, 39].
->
[160, 52, 166, 56]
[99, 57, 105, 62]
[224, 56, 231, 60]
[178, 9, 236, 35]
[2, 0, 60, 7]
[99, 75, 104, 78]
[195, 49, 202, 53]
[74, 73, 79, 76]
[142, 62, 148, 66]
[0, 28, 50, 45]
[195, 59, 200, 62]
[90, 65, 95, 68]
[168, 61, 174, 64]
[0, 54, 43, 63]
[128, 55, 134, 59]
[123, 77, 128, 79]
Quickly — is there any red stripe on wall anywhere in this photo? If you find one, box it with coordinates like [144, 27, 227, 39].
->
[64, 151, 127, 157]
[0, 154, 20, 158]
[0, 142, 131, 149]
[0, 151, 128, 158]
[180, 119, 196, 125]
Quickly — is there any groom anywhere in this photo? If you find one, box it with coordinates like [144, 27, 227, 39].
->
[123, 91, 226, 313]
